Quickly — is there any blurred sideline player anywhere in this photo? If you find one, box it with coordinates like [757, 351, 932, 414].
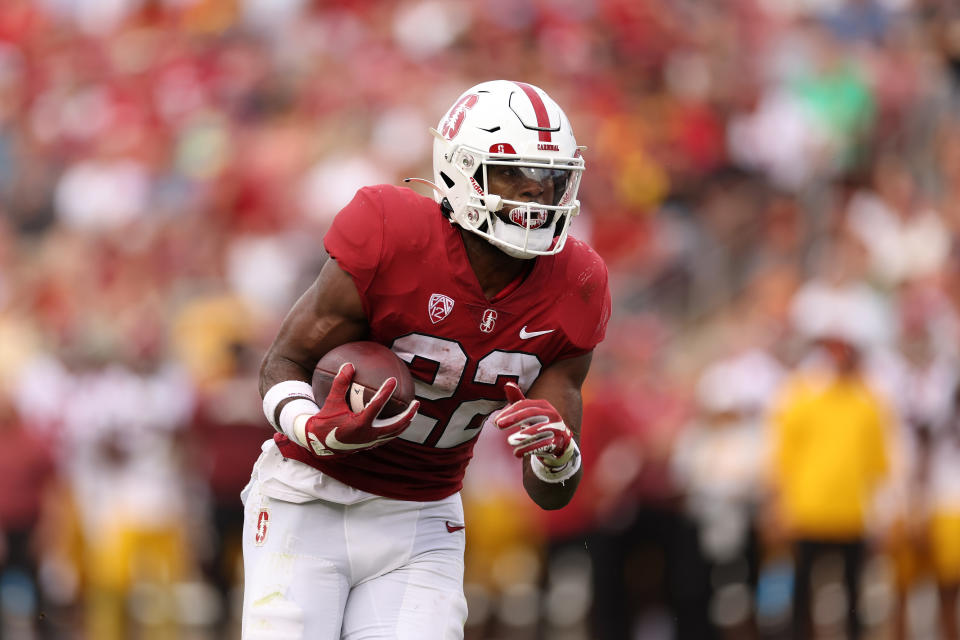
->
[243, 80, 610, 639]
[919, 387, 960, 640]
[769, 327, 891, 640]
[884, 316, 960, 640]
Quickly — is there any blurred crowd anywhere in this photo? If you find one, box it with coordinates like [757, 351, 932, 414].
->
[1, 0, 960, 639]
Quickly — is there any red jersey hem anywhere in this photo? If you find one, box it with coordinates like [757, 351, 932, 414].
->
[273, 433, 463, 502]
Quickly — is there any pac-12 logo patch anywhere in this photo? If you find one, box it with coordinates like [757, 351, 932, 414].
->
[480, 309, 497, 333]
[255, 508, 269, 546]
[429, 293, 454, 324]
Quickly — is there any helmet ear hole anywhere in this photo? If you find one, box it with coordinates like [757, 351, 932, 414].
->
[440, 198, 454, 218]
[439, 172, 455, 189]
[472, 167, 485, 191]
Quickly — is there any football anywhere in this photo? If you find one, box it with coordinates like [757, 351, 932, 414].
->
[312, 341, 416, 419]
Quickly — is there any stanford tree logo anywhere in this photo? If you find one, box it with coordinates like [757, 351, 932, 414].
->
[440, 94, 479, 140]
[480, 309, 497, 333]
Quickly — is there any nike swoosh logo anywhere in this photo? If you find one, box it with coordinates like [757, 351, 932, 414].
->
[307, 432, 335, 457]
[445, 521, 465, 533]
[324, 428, 394, 452]
[519, 326, 554, 339]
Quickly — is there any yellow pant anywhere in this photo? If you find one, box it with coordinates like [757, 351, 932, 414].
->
[888, 511, 960, 588]
[85, 523, 190, 640]
[86, 523, 188, 590]
[930, 512, 960, 584]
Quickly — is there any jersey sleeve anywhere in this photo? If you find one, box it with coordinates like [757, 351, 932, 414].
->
[322, 187, 386, 298]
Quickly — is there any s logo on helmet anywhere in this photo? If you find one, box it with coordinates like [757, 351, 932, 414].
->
[440, 94, 479, 140]
[489, 143, 517, 154]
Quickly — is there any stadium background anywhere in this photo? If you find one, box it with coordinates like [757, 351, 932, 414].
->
[1, 0, 959, 638]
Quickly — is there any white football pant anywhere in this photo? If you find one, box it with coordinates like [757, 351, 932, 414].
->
[241, 456, 468, 640]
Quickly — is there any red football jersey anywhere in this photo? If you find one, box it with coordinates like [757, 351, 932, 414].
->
[275, 185, 611, 500]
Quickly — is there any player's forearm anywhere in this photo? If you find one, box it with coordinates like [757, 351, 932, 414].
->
[522, 461, 582, 510]
[259, 351, 314, 397]
[259, 311, 369, 397]
[258, 263, 370, 399]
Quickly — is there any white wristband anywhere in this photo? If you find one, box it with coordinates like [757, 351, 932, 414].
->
[531, 446, 581, 484]
[262, 380, 315, 431]
[278, 398, 320, 446]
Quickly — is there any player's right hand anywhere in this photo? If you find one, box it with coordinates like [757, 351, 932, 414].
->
[297, 363, 419, 457]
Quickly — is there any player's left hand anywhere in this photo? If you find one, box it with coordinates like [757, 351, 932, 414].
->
[495, 382, 577, 469]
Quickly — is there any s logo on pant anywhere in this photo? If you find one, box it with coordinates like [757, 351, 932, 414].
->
[255, 507, 269, 546]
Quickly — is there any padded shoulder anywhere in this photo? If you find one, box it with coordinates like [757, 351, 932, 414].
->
[323, 185, 442, 295]
[553, 237, 611, 353]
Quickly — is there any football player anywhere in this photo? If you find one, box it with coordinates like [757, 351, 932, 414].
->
[243, 80, 610, 639]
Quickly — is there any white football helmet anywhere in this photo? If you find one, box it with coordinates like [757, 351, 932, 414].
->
[427, 80, 585, 259]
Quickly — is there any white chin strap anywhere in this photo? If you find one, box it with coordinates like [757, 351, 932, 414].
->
[488, 216, 557, 259]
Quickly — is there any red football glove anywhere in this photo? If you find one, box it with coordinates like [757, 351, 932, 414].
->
[495, 382, 577, 469]
[298, 363, 419, 457]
